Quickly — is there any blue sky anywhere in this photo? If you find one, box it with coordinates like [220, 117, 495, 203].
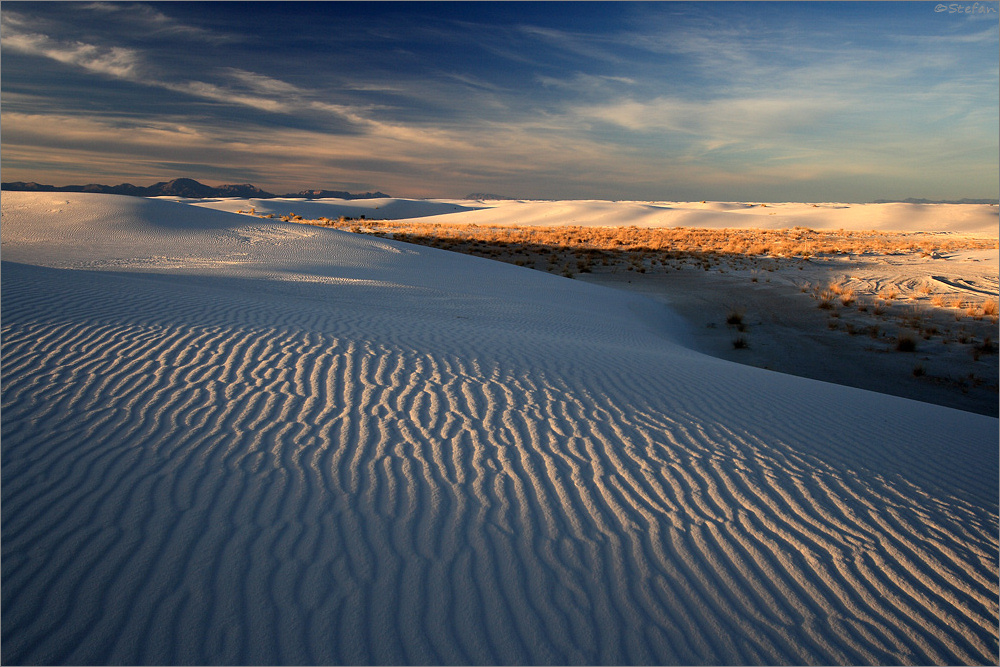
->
[2, 1, 997, 201]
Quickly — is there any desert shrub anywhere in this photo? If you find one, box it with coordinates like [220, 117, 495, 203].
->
[966, 304, 983, 320]
[895, 334, 917, 352]
[976, 336, 997, 354]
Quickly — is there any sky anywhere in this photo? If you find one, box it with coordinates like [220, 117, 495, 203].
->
[2, 2, 998, 202]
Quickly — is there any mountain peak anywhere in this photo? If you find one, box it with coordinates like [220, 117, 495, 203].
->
[1, 178, 388, 200]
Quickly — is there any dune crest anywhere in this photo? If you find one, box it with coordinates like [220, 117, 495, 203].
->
[188, 196, 1000, 235]
[2, 193, 997, 665]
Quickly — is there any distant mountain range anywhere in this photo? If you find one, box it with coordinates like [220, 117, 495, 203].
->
[0, 178, 390, 200]
[465, 192, 519, 200]
[3, 180, 994, 205]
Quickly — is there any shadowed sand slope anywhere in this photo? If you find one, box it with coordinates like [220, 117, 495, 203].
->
[2, 193, 997, 665]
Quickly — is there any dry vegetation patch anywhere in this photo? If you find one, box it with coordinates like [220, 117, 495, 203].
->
[273, 215, 997, 271]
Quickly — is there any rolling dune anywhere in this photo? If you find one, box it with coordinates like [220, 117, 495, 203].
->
[2, 193, 997, 665]
[186, 196, 1000, 235]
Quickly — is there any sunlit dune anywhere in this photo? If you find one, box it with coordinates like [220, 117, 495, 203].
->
[186, 195, 1000, 235]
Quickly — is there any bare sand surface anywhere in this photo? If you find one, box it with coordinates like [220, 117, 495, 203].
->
[3, 193, 996, 665]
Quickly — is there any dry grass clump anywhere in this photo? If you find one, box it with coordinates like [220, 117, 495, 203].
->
[948, 296, 965, 309]
[970, 336, 998, 361]
[827, 281, 847, 295]
[962, 299, 1000, 323]
[895, 333, 918, 352]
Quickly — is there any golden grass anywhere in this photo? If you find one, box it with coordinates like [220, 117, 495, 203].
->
[931, 295, 947, 308]
[964, 299, 1000, 322]
[276, 215, 997, 261]
[817, 291, 836, 310]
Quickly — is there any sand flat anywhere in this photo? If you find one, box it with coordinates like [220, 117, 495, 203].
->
[2, 192, 997, 664]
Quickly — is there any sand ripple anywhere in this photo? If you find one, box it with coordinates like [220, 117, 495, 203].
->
[3, 259, 996, 665]
[2, 194, 996, 664]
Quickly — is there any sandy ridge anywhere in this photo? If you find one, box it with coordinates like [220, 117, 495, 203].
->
[186, 196, 1000, 235]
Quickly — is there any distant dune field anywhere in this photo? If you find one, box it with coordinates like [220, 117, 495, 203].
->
[184, 196, 1000, 234]
[2, 192, 997, 665]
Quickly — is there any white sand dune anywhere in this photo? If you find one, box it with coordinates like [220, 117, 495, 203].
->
[2, 192, 997, 665]
[184, 196, 1000, 235]
[446, 199, 1000, 234]
[167, 195, 483, 221]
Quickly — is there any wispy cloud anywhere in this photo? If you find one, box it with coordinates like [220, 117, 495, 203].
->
[1, 16, 377, 127]
[79, 2, 237, 43]
[572, 94, 847, 154]
[1, 26, 141, 78]
[1, 2, 996, 200]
